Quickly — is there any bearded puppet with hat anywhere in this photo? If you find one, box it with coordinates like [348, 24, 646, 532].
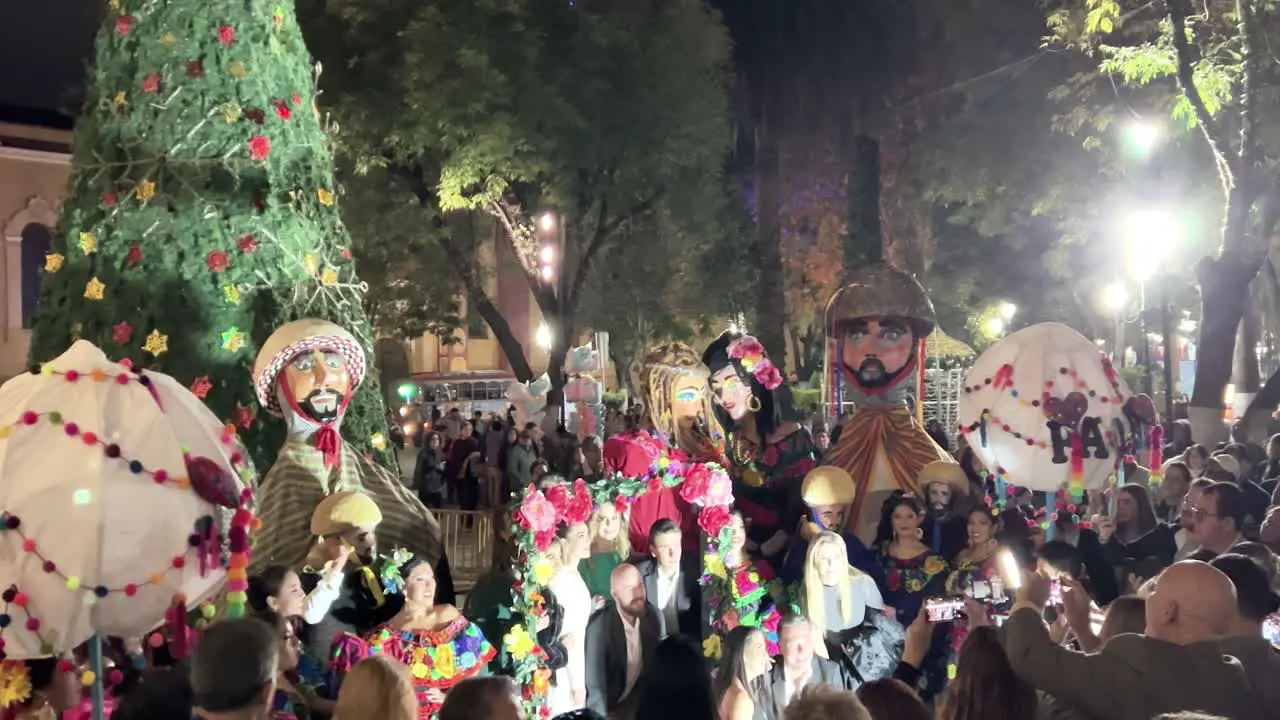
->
[822, 264, 958, 543]
[780, 467, 880, 586]
[249, 319, 454, 604]
[917, 461, 972, 562]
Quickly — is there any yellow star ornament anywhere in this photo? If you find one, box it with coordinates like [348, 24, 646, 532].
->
[44, 254, 64, 273]
[79, 232, 97, 255]
[136, 179, 156, 202]
[143, 330, 169, 357]
[83, 277, 106, 301]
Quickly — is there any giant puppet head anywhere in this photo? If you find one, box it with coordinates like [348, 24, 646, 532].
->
[253, 319, 367, 464]
[637, 342, 723, 457]
[828, 264, 935, 395]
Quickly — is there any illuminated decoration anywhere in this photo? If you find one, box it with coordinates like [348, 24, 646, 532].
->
[0, 341, 256, 660]
[397, 383, 416, 402]
[25, 0, 395, 473]
[142, 330, 169, 357]
[509, 462, 735, 717]
[220, 327, 245, 353]
[957, 323, 1160, 495]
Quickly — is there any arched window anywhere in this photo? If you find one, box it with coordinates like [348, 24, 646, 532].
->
[19, 223, 51, 329]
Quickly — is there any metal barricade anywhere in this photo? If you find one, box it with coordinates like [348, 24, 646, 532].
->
[433, 508, 494, 593]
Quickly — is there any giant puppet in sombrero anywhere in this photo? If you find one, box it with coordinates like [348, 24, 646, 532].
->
[821, 265, 958, 543]
[248, 319, 454, 603]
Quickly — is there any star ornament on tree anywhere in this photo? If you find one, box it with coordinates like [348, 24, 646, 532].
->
[83, 277, 106, 301]
[44, 254, 64, 273]
[112, 322, 133, 345]
[143, 330, 169, 357]
[189, 376, 212, 399]
[221, 327, 245, 352]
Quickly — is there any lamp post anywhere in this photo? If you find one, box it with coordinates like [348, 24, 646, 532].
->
[1123, 208, 1179, 399]
[1102, 281, 1129, 366]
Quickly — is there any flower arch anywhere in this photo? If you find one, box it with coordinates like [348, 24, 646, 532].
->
[502, 437, 735, 717]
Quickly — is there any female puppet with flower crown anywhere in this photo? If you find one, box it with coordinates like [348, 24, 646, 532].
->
[703, 332, 818, 568]
[604, 342, 725, 555]
[330, 551, 495, 720]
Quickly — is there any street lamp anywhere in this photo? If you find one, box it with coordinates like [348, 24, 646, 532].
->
[1122, 208, 1180, 401]
[1125, 119, 1161, 156]
[984, 316, 1006, 337]
[998, 301, 1017, 322]
[539, 212, 556, 233]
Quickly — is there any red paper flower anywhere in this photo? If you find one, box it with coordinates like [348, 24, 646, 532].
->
[234, 404, 254, 429]
[340, 247, 352, 260]
[217, 23, 236, 46]
[115, 16, 134, 35]
[646, 477, 662, 494]
[190, 376, 212, 399]
[679, 463, 713, 505]
[248, 134, 270, 161]
[698, 505, 732, 538]
[236, 234, 257, 253]
[125, 244, 143, 267]
[101, 192, 117, 207]
[273, 100, 291, 121]
[613, 495, 630, 514]
[111, 322, 133, 345]
[545, 484, 570, 516]
[292, 93, 302, 106]
[206, 250, 229, 272]
[142, 74, 161, 93]
[564, 479, 593, 525]
[533, 528, 556, 552]
[186, 60, 205, 78]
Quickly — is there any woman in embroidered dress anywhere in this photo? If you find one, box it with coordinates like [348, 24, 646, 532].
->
[546, 521, 592, 716]
[705, 510, 783, 655]
[872, 494, 948, 699]
[703, 333, 817, 567]
[330, 555, 495, 720]
[802, 532, 904, 683]
[579, 502, 630, 608]
[942, 506, 1011, 663]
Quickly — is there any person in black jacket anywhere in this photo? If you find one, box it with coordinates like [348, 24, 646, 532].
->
[632, 519, 702, 640]
[414, 431, 448, 509]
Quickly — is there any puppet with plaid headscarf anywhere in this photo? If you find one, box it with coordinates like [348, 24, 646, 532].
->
[248, 319, 453, 604]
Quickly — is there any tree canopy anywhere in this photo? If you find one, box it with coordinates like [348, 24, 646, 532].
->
[299, 0, 733, 401]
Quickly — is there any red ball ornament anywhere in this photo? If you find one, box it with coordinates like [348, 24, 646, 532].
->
[24, 618, 38, 632]
[41, 561, 55, 574]
[64, 370, 79, 382]
[21, 539, 35, 553]
[172, 557, 185, 569]
[125, 584, 138, 597]
[14, 593, 29, 607]
[20, 412, 37, 425]
[82, 431, 98, 445]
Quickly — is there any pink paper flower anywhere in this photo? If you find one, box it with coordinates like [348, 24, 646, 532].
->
[519, 488, 556, 533]
[728, 336, 764, 360]
[698, 505, 732, 538]
[755, 364, 783, 391]
[679, 463, 713, 506]
[702, 467, 733, 507]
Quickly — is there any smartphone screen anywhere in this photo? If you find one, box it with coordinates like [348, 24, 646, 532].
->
[1048, 578, 1064, 605]
[924, 596, 963, 623]
[1263, 613, 1280, 647]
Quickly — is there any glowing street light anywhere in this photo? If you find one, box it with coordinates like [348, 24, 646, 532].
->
[1125, 119, 1161, 155]
[539, 212, 557, 233]
[1102, 281, 1129, 312]
[539, 245, 555, 263]
[540, 265, 554, 281]
[1123, 209, 1180, 281]
[536, 323, 552, 349]
[998, 301, 1017, 321]
[985, 316, 1006, 337]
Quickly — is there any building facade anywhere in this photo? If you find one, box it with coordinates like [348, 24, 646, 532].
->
[0, 113, 72, 382]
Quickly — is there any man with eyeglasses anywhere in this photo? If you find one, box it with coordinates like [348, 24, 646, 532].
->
[1186, 482, 1247, 557]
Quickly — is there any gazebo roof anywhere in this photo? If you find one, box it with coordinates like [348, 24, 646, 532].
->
[926, 327, 974, 358]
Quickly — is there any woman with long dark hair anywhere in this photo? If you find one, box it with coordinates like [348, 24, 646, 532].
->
[1112, 483, 1159, 544]
[703, 332, 817, 564]
[937, 627, 1039, 720]
[710, 627, 771, 720]
[943, 505, 1012, 661]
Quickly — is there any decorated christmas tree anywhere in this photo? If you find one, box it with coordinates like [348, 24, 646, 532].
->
[28, 0, 393, 469]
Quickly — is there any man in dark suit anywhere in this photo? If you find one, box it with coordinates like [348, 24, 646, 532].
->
[632, 518, 701, 640]
[764, 614, 856, 720]
[585, 564, 661, 719]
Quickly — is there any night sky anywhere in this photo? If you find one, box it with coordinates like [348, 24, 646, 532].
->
[0, 3, 102, 114]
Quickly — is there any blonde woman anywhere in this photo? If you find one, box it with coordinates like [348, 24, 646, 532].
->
[548, 520, 593, 716]
[334, 656, 418, 720]
[579, 501, 631, 607]
[803, 531, 904, 682]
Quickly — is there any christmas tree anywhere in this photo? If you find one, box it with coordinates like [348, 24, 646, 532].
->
[28, 0, 393, 470]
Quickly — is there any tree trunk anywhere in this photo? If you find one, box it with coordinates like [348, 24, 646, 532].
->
[1232, 289, 1261, 410]
[843, 133, 883, 272]
[1189, 253, 1257, 444]
[755, 118, 787, 365]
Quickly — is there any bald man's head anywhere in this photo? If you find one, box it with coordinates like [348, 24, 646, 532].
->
[1145, 561, 1237, 644]
[610, 563, 646, 618]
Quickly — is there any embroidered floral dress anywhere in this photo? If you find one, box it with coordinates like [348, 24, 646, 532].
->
[875, 547, 949, 699]
[703, 554, 784, 657]
[727, 428, 818, 554]
[331, 615, 496, 720]
[944, 551, 1010, 659]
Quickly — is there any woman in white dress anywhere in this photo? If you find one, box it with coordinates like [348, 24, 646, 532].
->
[546, 519, 593, 716]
